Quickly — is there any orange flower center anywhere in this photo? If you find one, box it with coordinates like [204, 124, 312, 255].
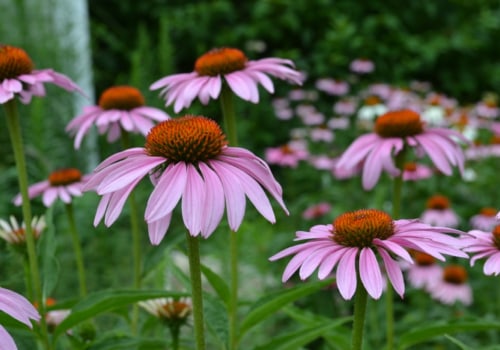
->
[161, 300, 191, 320]
[404, 162, 417, 172]
[0, 45, 34, 80]
[490, 135, 500, 145]
[374, 109, 424, 138]
[194, 48, 247, 76]
[48, 168, 82, 186]
[413, 251, 435, 266]
[98, 86, 145, 110]
[426, 195, 450, 210]
[443, 265, 467, 285]
[480, 207, 497, 217]
[333, 209, 394, 247]
[364, 96, 381, 106]
[145, 115, 227, 163]
[492, 225, 500, 249]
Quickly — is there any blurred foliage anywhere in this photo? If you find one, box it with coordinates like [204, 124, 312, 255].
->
[89, 0, 500, 103]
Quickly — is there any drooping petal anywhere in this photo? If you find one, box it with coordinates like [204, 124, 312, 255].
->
[198, 163, 225, 238]
[359, 248, 383, 299]
[182, 165, 206, 236]
[378, 248, 405, 297]
[335, 248, 358, 300]
[148, 214, 173, 245]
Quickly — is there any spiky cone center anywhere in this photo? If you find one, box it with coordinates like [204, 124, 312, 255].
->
[48, 168, 82, 186]
[145, 115, 227, 163]
[480, 207, 497, 217]
[98, 85, 145, 110]
[375, 109, 424, 138]
[426, 195, 450, 210]
[194, 48, 247, 76]
[442, 265, 467, 285]
[160, 300, 191, 320]
[0, 45, 34, 80]
[332, 209, 394, 247]
[413, 251, 436, 266]
[492, 225, 500, 249]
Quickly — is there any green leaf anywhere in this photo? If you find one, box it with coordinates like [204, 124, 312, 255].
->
[253, 318, 351, 350]
[443, 334, 472, 350]
[203, 292, 229, 347]
[397, 321, 500, 350]
[53, 289, 188, 340]
[87, 334, 167, 350]
[239, 278, 334, 338]
[201, 263, 230, 307]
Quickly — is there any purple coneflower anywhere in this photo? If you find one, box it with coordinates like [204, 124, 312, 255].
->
[469, 207, 498, 232]
[66, 85, 169, 149]
[0, 287, 40, 350]
[462, 225, 500, 276]
[0, 45, 82, 104]
[302, 202, 332, 220]
[420, 195, 459, 228]
[428, 265, 472, 305]
[150, 47, 304, 112]
[0, 215, 45, 246]
[336, 109, 467, 190]
[84, 115, 288, 244]
[349, 58, 375, 74]
[402, 162, 433, 181]
[13, 168, 89, 207]
[270, 209, 466, 300]
[405, 251, 443, 290]
[264, 142, 309, 168]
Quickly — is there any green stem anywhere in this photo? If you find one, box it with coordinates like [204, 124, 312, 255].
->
[3, 100, 52, 349]
[385, 149, 407, 350]
[351, 274, 368, 350]
[220, 85, 239, 350]
[22, 255, 33, 300]
[121, 131, 142, 333]
[186, 232, 206, 350]
[170, 324, 180, 350]
[64, 203, 87, 297]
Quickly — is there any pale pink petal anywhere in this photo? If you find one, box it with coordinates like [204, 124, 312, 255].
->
[317, 246, 347, 279]
[378, 248, 405, 297]
[182, 165, 206, 236]
[145, 162, 187, 222]
[359, 248, 383, 299]
[483, 252, 500, 275]
[42, 188, 58, 207]
[148, 214, 173, 245]
[299, 246, 336, 280]
[198, 163, 225, 238]
[335, 248, 358, 300]
[0, 325, 17, 350]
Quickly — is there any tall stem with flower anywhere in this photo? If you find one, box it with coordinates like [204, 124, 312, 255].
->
[220, 85, 240, 350]
[3, 100, 52, 349]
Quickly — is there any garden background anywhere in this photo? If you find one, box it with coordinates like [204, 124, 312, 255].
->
[1, 0, 500, 349]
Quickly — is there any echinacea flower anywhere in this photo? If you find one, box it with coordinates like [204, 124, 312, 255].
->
[428, 265, 472, 305]
[469, 207, 498, 232]
[349, 58, 375, 74]
[139, 297, 192, 325]
[13, 168, 89, 207]
[405, 251, 443, 290]
[84, 115, 288, 244]
[150, 47, 304, 112]
[264, 142, 309, 168]
[0, 45, 82, 104]
[270, 209, 466, 300]
[402, 162, 433, 181]
[462, 225, 500, 276]
[336, 109, 467, 190]
[66, 85, 170, 149]
[420, 195, 459, 228]
[0, 287, 40, 350]
[0, 215, 45, 245]
[302, 202, 332, 220]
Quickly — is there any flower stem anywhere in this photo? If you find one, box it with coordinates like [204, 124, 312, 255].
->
[351, 274, 368, 350]
[220, 85, 239, 350]
[121, 131, 142, 333]
[3, 100, 52, 349]
[64, 203, 87, 297]
[186, 232, 206, 350]
[170, 324, 180, 350]
[385, 149, 407, 350]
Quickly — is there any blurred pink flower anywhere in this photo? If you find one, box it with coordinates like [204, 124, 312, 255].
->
[420, 195, 459, 228]
[405, 251, 443, 290]
[0, 45, 83, 104]
[402, 162, 433, 181]
[0, 287, 40, 350]
[150, 47, 304, 112]
[13, 168, 89, 207]
[469, 208, 498, 232]
[428, 265, 472, 305]
[462, 225, 500, 276]
[336, 109, 467, 190]
[349, 58, 375, 74]
[84, 116, 288, 244]
[333, 99, 357, 116]
[265, 143, 308, 168]
[315, 78, 349, 96]
[302, 202, 332, 220]
[66, 85, 169, 149]
[270, 209, 466, 300]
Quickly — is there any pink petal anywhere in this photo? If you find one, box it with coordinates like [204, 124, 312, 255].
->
[148, 214, 173, 245]
[378, 248, 405, 298]
[198, 163, 225, 238]
[335, 248, 358, 300]
[182, 165, 206, 236]
[359, 248, 383, 299]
